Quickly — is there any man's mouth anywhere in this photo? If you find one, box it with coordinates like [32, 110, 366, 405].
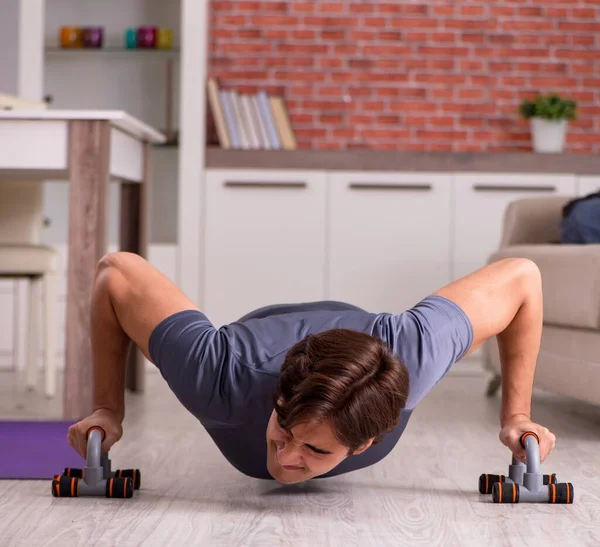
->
[282, 465, 303, 471]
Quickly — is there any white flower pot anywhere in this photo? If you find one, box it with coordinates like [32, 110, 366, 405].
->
[530, 118, 568, 153]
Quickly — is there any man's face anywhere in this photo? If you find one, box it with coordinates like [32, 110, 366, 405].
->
[265, 410, 372, 485]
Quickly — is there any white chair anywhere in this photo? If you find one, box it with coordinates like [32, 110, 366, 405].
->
[0, 180, 59, 397]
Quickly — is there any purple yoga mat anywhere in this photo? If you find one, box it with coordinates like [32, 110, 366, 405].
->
[0, 421, 86, 480]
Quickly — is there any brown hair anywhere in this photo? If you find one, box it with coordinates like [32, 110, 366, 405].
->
[272, 329, 410, 453]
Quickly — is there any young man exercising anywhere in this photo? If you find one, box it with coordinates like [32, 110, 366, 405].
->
[68, 253, 556, 485]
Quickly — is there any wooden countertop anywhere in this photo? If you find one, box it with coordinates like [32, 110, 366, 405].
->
[206, 148, 600, 175]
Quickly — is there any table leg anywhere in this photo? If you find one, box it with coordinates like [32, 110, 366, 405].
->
[119, 142, 150, 393]
[63, 120, 110, 420]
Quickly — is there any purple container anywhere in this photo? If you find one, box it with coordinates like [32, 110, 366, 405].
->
[137, 26, 157, 48]
[83, 27, 103, 48]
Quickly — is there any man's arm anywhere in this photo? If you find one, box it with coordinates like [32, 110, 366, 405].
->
[68, 252, 200, 457]
[432, 257, 555, 462]
[433, 257, 542, 424]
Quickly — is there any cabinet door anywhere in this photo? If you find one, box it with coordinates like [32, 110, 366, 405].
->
[0, 281, 15, 369]
[204, 169, 327, 327]
[577, 176, 600, 197]
[453, 174, 577, 280]
[327, 172, 453, 313]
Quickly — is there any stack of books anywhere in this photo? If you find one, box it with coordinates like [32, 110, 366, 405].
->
[207, 78, 297, 150]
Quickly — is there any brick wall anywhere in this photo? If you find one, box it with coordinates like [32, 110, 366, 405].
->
[209, 1, 600, 153]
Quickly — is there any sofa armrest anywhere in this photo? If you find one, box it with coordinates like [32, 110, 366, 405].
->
[500, 196, 572, 247]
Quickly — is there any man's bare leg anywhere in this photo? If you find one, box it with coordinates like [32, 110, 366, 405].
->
[68, 252, 200, 457]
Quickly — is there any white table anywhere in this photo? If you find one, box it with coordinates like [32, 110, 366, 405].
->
[0, 110, 165, 419]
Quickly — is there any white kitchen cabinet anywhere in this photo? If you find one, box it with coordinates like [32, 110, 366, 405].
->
[203, 169, 327, 327]
[577, 176, 600, 197]
[0, 281, 15, 369]
[453, 174, 577, 280]
[327, 172, 453, 313]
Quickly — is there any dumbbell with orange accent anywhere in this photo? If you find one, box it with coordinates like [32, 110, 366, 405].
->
[51, 426, 140, 498]
[478, 431, 574, 504]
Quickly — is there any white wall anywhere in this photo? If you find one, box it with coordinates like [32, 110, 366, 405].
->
[0, 0, 20, 95]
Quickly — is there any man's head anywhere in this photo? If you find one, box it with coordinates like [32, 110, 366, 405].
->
[265, 328, 409, 484]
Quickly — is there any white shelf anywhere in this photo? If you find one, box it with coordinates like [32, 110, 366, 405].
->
[44, 47, 180, 59]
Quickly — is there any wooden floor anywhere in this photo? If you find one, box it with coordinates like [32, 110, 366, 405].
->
[1, 363, 600, 547]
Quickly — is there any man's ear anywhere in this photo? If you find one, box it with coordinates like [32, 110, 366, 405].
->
[351, 438, 374, 456]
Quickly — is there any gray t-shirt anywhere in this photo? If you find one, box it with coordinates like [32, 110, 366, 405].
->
[148, 295, 473, 479]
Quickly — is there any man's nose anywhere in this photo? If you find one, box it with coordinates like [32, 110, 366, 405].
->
[277, 443, 302, 466]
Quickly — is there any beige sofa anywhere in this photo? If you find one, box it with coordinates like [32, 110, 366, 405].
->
[483, 196, 600, 407]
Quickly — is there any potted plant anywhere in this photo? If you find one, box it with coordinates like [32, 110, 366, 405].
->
[519, 93, 577, 153]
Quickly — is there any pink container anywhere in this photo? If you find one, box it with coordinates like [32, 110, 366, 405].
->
[137, 27, 157, 48]
[83, 27, 103, 48]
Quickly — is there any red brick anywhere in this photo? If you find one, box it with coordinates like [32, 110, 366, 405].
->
[222, 15, 247, 25]
[460, 60, 485, 71]
[237, 29, 261, 39]
[361, 129, 412, 139]
[519, 7, 544, 17]
[404, 32, 429, 42]
[289, 57, 315, 67]
[572, 8, 598, 18]
[295, 128, 328, 139]
[392, 17, 439, 29]
[331, 72, 355, 83]
[430, 89, 455, 99]
[462, 33, 486, 44]
[211, 1, 234, 11]
[432, 5, 455, 16]
[304, 16, 359, 27]
[250, 15, 298, 26]
[277, 43, 328, 54]
[427, 59, 456, 70]
[320, 113, 344, 124]
[429, 116, 455, 126]
[349, 58, 374, 69]
[212, 29, 237, 39]
[503, 76, 527, 87]
[556, 49, 598, 60]
[217, 70, 268, 80]
[461, 6, 486, 16]
[459, 89, 485, 100]
[262, 29, 288, 40]
[415, 74, 467, 85]
[503, 20, 555, 31]
[490, 6, 515, 17]
[274, 71, 324, 82]
[371, 59, 399, 69]
[559, 22, 600, 32]
[349, 114, 374, 125]
[431, 32, 457, 43]
[390, 101, 434, 113]
[572, 35, 595, 46]
[291, 2, 314, 12]
[347, 87, 372, 98]
[358, 72, 410, 83]
[489, 34, 515, 45]
[334, 44, 359, 55]
[418, 46, 470, 56]
[318, 58, 341, 70]
[291, 114, 315, 124]
[445, 104, 496, 114]
[379, 3, 429, 15]
[220, 42, 272, 53]
[417, 130, 468, 140]
[489, 62, 513, 73]
[459, 117, 485, 127]
[364, 17, 388, 28]
[571, 63, 594, 75]
[321, 29, 345, 40]
[321, 2, 347, 14]
[293, 29, 316, 40]
[289, 86, 314, 97]
[363, 45, 413, 56]
[545, 8, 569, 18]
[405, 116, 427, 125]
[377, 115, 402, 125]
[350, 4, 376, 14]
[380, 31, 403, 41]
[446, 19, 497, 30]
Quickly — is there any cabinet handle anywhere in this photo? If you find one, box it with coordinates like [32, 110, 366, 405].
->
[349, 183, 432, 191]
[473, 184, 557, 192]
[224, 181, 307, 189]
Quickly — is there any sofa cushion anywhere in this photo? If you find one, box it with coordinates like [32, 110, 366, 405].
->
[489, 244, 600, 330]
